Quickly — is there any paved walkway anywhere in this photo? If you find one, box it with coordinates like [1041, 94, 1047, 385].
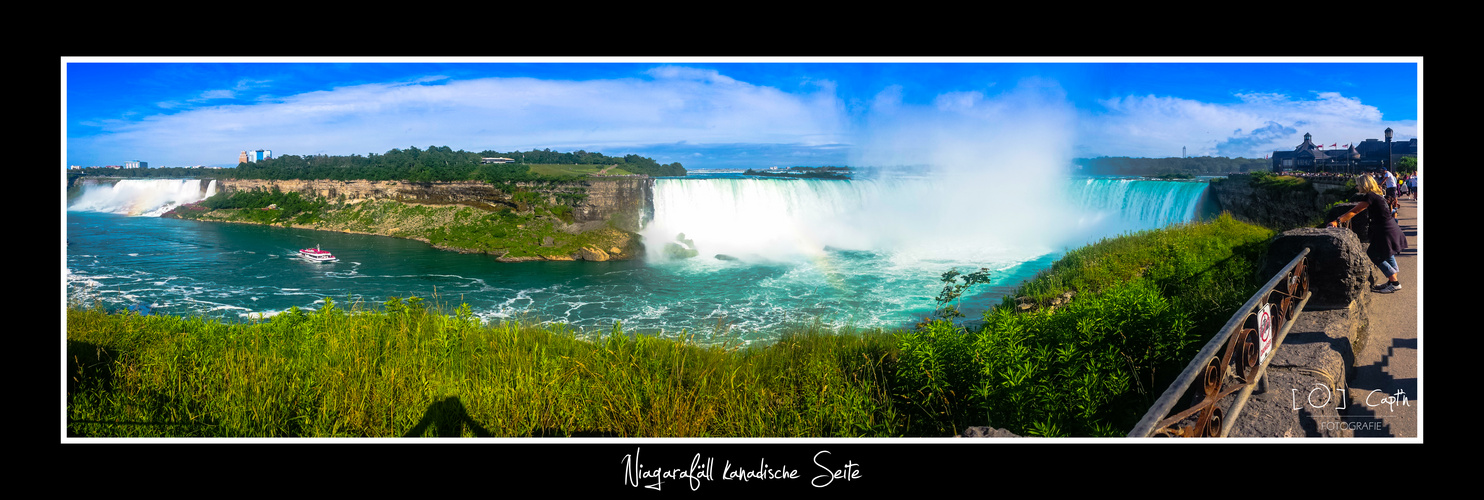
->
[1343, 197, 1419, 438]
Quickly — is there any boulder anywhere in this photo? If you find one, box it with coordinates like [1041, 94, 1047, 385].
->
[663, 242, 699, 259]
[663, 232, 699, 260]
[1260, 227, 1371, 310]
[575, 246, 611, 261]
[959, 426, 1021, 438]
[1325, 203, 1370, 243]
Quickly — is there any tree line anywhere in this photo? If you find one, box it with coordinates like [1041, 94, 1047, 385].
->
[71, 146, 686, 183]
[1075, 156, 1270, 176]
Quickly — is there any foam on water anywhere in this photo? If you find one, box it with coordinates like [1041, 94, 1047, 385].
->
[66, 176, 1211, 342]
[69, 179, 217, 216]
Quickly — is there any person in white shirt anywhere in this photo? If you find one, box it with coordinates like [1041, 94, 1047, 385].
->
[1381, 169, 1399, 214]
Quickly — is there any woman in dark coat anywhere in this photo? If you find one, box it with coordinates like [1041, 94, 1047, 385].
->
[1329, 174, 1408, 293]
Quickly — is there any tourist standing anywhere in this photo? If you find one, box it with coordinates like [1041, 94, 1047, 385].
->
[1408, 173, 1418, 200]
[1381, 169, 1399, 213]
[1329, 175, 1408, 293]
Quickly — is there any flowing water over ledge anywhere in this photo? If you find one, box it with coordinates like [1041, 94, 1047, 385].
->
[65, 175, 1210, 345]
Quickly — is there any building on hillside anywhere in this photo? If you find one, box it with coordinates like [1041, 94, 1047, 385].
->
[124, 160, 148, 169]
[239, 150, 273, 164]
[1270, 131, 1417, 173]
[1353, 135, 1418, 170]
[481, 157, 515, 164]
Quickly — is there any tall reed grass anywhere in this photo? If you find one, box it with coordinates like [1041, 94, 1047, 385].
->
[66, 297, 902, 437]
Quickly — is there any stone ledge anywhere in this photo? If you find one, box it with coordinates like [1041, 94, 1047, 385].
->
[1224, 298, 1366, 437]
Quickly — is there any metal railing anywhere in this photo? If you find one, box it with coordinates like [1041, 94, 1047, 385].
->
[1129, 247, 1312, 437]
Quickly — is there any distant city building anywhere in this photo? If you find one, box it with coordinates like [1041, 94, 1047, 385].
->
[481, 157, 515, 164]
[1270, 132, 1417, 173]
[124, 160, 148, 169]
[239, 149, 273, 164]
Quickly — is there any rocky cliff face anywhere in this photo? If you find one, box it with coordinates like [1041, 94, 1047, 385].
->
[1207, 175, 1350, 230]
[566, 177, 654, 232]
[218, 178, 653, 232]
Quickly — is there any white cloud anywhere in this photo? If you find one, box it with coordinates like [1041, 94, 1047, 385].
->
[77, 68, 851, 166]
[1083, 90, 1411, 158]
[198, 89, 236, 100]
[934, 91, 983, 111]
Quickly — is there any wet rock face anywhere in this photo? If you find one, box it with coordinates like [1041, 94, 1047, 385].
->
[569, 178, 654, 232]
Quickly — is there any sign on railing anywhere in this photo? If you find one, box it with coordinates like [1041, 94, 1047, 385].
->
[1129, 247, 1312, 437]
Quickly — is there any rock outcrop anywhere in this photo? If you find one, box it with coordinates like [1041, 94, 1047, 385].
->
[1207, 174, 1351, 230]
[1260, 227, 1373, 310]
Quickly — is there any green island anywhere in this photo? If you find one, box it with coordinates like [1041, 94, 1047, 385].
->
[68, 203, 1276, 436]
[164, 186, 639, 262]
[90, 145, 677, 261]
[743, 166, 853, 180]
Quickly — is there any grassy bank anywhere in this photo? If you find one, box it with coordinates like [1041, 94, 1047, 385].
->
[894, 213, 1273, 436]
[66, 214, 1274, 437]
[67, 299, 901, 437]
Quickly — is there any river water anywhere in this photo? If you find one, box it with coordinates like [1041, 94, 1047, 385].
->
[64, 175, 1212, 345]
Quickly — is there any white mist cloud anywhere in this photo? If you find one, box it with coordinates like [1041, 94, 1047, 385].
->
[846, 77, 1084, 258]
[1083, 91, 1414, 158]
[77, 68, 850, 166]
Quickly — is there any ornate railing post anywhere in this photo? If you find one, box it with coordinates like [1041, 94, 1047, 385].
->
[1129, 248, 1312, 437]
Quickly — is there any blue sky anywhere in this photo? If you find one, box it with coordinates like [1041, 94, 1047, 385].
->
[64, 58, 1420, 169]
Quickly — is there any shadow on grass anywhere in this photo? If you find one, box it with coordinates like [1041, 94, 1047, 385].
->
[403, 397, 626, 437]
[67, 340, 229, 437]
[67, 341, 118, 396]
[404, 397, 492, 437]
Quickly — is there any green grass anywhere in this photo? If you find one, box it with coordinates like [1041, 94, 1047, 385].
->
[66, 214, 1277, 438]
[66, 299, 903, 437]
[527, 163, 635, 177]
[1248, 170, 1312, 192]
[894, 213, 1274, 436]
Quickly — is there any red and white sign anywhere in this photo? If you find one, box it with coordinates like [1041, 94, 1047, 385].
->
[1258, 304, 1273, 363]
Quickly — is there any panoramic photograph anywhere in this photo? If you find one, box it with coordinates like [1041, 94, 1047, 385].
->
[63, 58, 1420, 450]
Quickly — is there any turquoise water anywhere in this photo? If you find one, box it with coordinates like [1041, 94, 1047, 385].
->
[64, 175, 1209, 344]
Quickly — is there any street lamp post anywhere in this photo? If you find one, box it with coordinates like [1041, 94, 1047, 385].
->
[1385, 127, 1394, 173]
